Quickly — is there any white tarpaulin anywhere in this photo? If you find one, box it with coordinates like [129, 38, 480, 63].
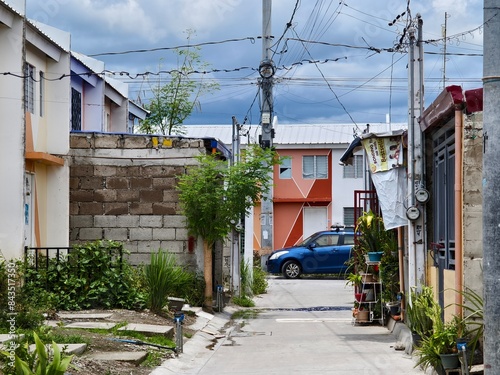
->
[360, 130, 407, 229]
[369, 167, 408, 229]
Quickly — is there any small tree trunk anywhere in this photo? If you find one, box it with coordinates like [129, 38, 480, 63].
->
[203, 240, 213, 312]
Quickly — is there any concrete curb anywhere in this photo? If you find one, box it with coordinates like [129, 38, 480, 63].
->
[149, 305, 238, 375]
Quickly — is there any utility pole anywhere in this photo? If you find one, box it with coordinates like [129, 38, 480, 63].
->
[441, 12, 449, 90]
[259, 0, 275, 253]
[482, 1, 500, 372]
[231, 116, 241, 296]
[407, 14, 426, 293]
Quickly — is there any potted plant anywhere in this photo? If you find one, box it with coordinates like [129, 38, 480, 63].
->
[355, 210, 390, 255]
[353, 211, 397, 273]
[416, 315, 465, 371]
[406, 286, 435, 347]
[356, 305, 370, 322]
[413, 286, 467, 373]
[346, 273, 365, 302]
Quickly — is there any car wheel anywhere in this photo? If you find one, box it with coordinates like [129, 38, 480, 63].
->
[282, 260, 301, 279]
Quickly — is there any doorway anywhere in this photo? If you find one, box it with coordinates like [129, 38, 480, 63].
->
[303, 207, 327, 238]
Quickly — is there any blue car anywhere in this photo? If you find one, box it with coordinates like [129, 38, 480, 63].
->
[266, 228, 355, 279]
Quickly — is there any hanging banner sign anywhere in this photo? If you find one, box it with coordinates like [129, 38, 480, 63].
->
[362, 135, 403, 173]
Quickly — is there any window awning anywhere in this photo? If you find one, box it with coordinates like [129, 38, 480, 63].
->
[338, 136, 362, 166]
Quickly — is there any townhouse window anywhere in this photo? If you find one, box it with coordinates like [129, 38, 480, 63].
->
[39, 71, 44, 117]
[343, 207, 362, 227]
[303, 155, 327, 179]
[71, 88, 82, 131]
[24, 63, 35, 114]
[279, 157, 292, 179]
[343, 155, 363, 178]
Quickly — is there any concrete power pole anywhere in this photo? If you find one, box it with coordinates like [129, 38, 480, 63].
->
[407, 15, 426, 292]
[259, 0, 275, 254]
[231, 116, 241, 296]
[482, 1, 500, 372]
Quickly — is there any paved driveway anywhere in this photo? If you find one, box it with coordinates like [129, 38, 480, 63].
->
[154, 275, 424, 374]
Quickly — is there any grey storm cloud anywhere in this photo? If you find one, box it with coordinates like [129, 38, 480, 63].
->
[24, 0, 483, 126]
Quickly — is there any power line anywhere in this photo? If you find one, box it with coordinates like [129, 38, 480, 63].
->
[290, 28, 360, 130]
[88, 37, 258, 57]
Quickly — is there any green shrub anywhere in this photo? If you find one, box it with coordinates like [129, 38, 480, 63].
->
[0, 259, 46, 331]
[252, 265, 268, 295]
[232, 295, 255, 307]
[180, 272, 205, 307]
[22, 240, 146, 311]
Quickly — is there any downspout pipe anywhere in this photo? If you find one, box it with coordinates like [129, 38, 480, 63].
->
[454, 102, 464, 318]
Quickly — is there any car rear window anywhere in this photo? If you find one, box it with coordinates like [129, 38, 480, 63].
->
[343, 234, 355, 245]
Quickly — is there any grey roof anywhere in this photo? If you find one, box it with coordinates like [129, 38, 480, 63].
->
[178, 123, 407, 148]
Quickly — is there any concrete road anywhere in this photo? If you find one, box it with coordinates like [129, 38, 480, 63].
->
[154, 275, 424, 374]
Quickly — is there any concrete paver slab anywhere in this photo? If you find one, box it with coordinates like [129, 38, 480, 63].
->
[65, 322, 116, 330]
[118, 323, 174, 338]
[44, 320, 60, 327]
[29, 343, 87, 355]
[87, 351, 148, 365]
[0, 334, 24, 343]
[57, 313, 113, 320]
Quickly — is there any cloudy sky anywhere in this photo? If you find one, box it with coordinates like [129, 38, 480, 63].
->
[23, 0, 483, 128]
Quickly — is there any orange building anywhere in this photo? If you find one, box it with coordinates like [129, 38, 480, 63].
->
[181, 123, 407, 256]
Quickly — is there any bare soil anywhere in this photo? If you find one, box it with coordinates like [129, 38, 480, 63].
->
[51, 309, 197, 375]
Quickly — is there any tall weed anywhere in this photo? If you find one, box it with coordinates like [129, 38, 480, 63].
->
[143, 249, 192, 313]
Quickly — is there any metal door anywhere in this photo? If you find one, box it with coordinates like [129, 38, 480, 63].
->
[303, 207, 327, 238]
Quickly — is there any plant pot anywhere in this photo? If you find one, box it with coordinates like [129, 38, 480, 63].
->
[355, 292, 366, 302]
[387, 301, 400, 315]
[440, 353, 460, 369]
[360, 273, 375, 283]
[356, 309, 370, 322]
[411, 332, 422, 348]
[368, 251, 383, 262]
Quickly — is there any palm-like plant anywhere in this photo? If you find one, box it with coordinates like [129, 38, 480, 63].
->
[355, 210, 393, 254]
[143, 249, 191, 313]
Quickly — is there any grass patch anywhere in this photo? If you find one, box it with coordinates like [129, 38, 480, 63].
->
[232, 295, 255, 307]
[115, 330, 176, 348]
[231, 309, 259, 320]
[48, 332, 90, 345]
[142, 349, 166, 368]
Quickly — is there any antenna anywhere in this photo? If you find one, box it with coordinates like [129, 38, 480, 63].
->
[441, 13, 450, 90]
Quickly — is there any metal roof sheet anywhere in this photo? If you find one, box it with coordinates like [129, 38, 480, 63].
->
[178, 123, 407, 148]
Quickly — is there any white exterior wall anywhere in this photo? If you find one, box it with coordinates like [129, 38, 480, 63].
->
[331, 149, 366, 226]
[0, 6, 25, 259]
[84, 80, 105, 131]
[29, 36, 70, 253]
[0, 2, 70, 259]
[71, 56, 105, 131]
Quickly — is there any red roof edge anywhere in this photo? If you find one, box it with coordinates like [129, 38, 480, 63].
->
[446, 85, 464, 105]
[465, 88, 483, 114]
[419, 85, 464, 132]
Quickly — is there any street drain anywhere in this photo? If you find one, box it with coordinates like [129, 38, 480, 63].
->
[230, 331, 270, 337]
[262, 306, 351, 312]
